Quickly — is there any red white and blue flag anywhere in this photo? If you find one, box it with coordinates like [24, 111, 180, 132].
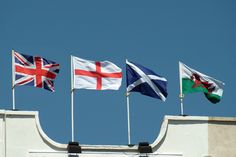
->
[13, 51, 60, 92]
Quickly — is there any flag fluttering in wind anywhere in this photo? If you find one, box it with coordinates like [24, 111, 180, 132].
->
[126, 60, 168, 101]
[13, 51, 60, 92]
[70, 56, 122, 141]
[179, 61, 224, 104]
[72, 56, 122, 90]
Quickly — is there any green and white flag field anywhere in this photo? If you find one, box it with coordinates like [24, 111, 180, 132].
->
[179, 62, 225, 104]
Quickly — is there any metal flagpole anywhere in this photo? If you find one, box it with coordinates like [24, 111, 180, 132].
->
[126, 59, 131, 145]
[12, 50, 16, 110]
[179, 61, 184, 115]
[126, 92, 131, 145]
[71, 55, 75, 142]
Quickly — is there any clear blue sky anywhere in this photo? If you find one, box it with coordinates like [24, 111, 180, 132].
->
[0, 0, 235, 145]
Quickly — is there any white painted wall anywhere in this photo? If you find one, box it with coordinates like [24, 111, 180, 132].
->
[0, 110, 236, 157]
[152, 116, 209, 157]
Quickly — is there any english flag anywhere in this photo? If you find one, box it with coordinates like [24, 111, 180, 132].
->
[72, 56, 122, 90]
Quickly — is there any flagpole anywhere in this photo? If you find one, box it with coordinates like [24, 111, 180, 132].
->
[179, 61, 184, 115]
[12, 50, 16, 110]
[125, 59, 131, 145]
[71, 55, 75, 142]
[126, 92, 131, 145]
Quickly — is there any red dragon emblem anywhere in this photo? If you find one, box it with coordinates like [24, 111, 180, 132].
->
[191, 73, 215, 93]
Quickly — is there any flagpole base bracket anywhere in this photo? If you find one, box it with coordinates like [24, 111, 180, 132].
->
[138, 142, 153, 153]
[11, 109, 19, 111]
[67, 141, 81, 153]
[179, 114, 188, 117]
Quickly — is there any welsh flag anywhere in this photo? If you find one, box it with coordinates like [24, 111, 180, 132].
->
[179, 62, 224, 104]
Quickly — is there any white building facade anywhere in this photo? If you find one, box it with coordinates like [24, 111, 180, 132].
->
[0, 110, 236, 157]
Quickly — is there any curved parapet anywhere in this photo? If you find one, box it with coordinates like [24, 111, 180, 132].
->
[0, 110, 68, 157]
[151, 115, 236, 157]
[0, 110, 236, 157]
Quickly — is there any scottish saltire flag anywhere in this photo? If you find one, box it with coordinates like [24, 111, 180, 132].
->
[13, 51, 60, 92]
[126, 60, 167, 101]
[72, 56, 122, 90]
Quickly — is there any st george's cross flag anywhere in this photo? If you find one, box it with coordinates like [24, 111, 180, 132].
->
[126, 60, 168, 101]
[179, 61, 224, 104]
[72, 56, 122, 90]
[13, 51, 60, 92]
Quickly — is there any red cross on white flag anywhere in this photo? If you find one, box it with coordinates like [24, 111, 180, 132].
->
[72, 56, 122, 90]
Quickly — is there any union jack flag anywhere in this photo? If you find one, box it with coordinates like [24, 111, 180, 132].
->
[13, 51, 60, 92]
